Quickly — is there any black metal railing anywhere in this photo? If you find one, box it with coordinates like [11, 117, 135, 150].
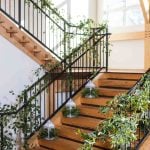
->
[0, 26, 109, 149]
[0, 0, 98, 60]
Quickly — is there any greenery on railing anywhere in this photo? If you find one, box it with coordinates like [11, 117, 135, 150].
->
[0, 0, 110, 149]
[0, 90, 41, 149]
[78, 71, 150, 149]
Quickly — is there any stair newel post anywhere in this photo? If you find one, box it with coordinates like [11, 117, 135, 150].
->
[23, 90, 28, 149]
[0, 114, 4, 150]
[18, 0, 21, 28]
[105, 27, 109, 72]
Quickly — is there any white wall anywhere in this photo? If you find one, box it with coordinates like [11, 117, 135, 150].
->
[109, 40, 144, 69]
[0, 36, 43, 106]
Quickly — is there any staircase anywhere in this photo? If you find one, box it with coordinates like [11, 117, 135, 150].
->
[33, 71, 143, 150]
[0, 0, 149, 150]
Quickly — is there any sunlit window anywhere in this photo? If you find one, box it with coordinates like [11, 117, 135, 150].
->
[53, 0, 88, 23]
[103, 0, 144, 28]
[53, 0, 68, 20]
[70, 0, 88, 23]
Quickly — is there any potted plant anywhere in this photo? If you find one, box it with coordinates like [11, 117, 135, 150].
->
[62, 99, 80, 118]
[82, 80, 99, 98]
[38, 120, 58, 140]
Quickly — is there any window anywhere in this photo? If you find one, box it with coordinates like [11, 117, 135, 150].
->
[70, 0, 88, 23]
[103, 0, 144, 28]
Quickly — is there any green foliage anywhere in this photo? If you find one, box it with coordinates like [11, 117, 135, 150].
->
[82, 88, 99, 98]
[78, 115, 138, 149]
[98, 115, 138, 148]
[80, 72, 150, 149]
[77, 129, 97, 150]
[0, 89, 41, 149]
[62, 106, 80, 118]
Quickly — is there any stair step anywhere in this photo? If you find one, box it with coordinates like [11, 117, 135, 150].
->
[62, 116, 102, 130]
[79, 105, 112, 119]
[6, 27, 17, 37]
[43, 57, 51, 61]
[32, 147, 49, 150]
[0, 17, 4, 24]
[103, 73, 142, 80]
[19, 36, 30, 45]
[39, 138, 101, 150]
[58, 125, 111, 149]
[98, 79, 136, 88]
[33, 46, 41, 53]
[99, 87, 128, 97]
[81, 97, 112, 106]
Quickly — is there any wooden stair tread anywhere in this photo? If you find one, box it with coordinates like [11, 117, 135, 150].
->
[33, 49, 41, 53]
[39, 138, 102, 150]
[32, 147, 48, 150]
[6, 27, 17, 33]
[98, 79, 136, 88]
[99, 87, 128, 97]
[62, 116, 102, 130]
[79, 105, 112, 119]
[81, 97, 112, 106]
[43, 57, 51, 61]
[102, 73, 142, 80]
[58, 125, 111, 149]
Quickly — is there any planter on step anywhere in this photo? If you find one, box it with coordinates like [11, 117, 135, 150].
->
[82, 80, 99, 98]
[38, 120, 57, 140]
[62, 99, 80, 118]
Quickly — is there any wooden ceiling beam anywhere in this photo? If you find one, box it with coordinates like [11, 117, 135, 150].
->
[139, 0, 149, 23]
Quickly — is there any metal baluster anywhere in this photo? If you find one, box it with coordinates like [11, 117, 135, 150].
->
[105, 27, 109, 72]
[18, 0, 21, 28]
[33, 2, 34, 35]
[0, 115, 4, 150]
[23, 90, 28, 147]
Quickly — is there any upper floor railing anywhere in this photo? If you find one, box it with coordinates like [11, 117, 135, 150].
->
[0, 0, 101, 60]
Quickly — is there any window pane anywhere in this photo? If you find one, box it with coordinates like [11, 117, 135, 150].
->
[126, 6, 144, 26]
[70, 0, 88, 23]
[126, 0, 140, 7]
[108, 11, 124, 27]
[104, 0, 124, 10]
